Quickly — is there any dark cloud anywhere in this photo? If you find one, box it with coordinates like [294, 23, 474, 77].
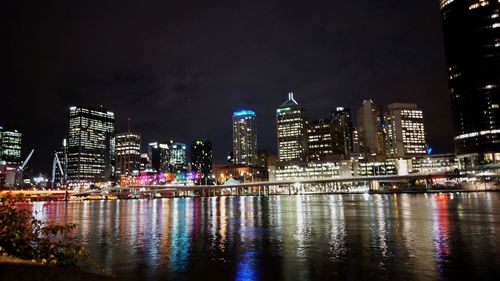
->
[2, 0, 453, 174]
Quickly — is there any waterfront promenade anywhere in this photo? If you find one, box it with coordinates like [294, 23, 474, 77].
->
[2, 171, 499, 201]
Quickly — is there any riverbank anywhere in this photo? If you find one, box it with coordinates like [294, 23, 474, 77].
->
[0, 256, 112, 281]
[2, 185, 500, 201]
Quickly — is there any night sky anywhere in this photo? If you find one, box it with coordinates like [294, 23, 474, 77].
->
[3, 0, 453, 174]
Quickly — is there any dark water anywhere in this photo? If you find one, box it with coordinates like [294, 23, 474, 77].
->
[32, 193, 500, 281]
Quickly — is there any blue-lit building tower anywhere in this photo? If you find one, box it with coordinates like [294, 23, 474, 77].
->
[232, 110, 258, 166]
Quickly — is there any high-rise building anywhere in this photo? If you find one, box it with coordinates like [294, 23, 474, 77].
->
[139, 153, 151, 172]
[307, 119, 335, 161]
[148, 141, 171, 173]
[256, 150, 277, 168]
[190, 140, 213, 183]
[170, 143, 187, 172]
[351, 129, 362, 156]
[357, 100, 385, 158]
[232, 110, 258, 165]
[115, 132, 141, 176]
[439, 0, 500, 164]
[332, 107, 354, 159]
[66, 106, 115, 186]
[277, 93, 308, 164]
[384, 103, 427, 158]
[0, 126, 22, 165]
[53, 139, 68, 185]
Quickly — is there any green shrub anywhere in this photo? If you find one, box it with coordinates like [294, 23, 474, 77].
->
[0, 194, 95, 269]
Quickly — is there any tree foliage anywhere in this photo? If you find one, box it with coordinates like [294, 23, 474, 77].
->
[0, 194, 96, 269]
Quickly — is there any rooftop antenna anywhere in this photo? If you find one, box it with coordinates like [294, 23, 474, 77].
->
[128, 117, 131, 133]
[288, 92, 297, 103]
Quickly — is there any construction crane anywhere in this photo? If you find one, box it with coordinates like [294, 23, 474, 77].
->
[18, 149, 34, 172]
[51, 152, 65, 184]
[15, 149, 34, 185]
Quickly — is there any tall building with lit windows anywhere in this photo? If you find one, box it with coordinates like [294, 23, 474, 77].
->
[439, 0, 500, 165]
[232, 110, 258, 165]
[307, 119, 335, 161]
[115, 132, 141, 176]
[190, 140, 213, 183]
[384, 103, 427, 158]
[67, 106, 115, 186]
[277, 93, 308, 164]
[170, 143, 187, 172]
[148, 141, 171, 173]
[332, 107, 354, 159]
[0, 126, 22, 165]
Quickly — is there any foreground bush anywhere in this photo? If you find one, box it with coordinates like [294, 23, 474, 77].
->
[0, 194, 96, 269]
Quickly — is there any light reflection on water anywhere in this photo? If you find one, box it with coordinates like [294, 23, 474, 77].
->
[32, 193, 500, 281]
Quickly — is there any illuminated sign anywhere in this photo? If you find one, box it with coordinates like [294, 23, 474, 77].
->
[233, 110, 256, 117]
[277, 107, 291, 113]
[426, 145, 433, 155]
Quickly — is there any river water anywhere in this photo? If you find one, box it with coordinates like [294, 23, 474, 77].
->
[32, 193, 500, 281]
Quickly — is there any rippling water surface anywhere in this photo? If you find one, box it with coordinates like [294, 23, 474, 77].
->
[32, 193, 500, 281]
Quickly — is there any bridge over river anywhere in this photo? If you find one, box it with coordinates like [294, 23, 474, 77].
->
[2, 171, 499, 200]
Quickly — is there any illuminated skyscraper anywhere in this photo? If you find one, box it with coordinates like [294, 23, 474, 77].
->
[307, 119, 335, 161]
[352, 129, 362, 155]
[439, 0, 500, 164]
[66, 106, 115, 186]
[140, 153, 151, 172]
[190, 140, 213, 183]
[170, 143, 187, 172]
[115, 132, 141, 176]
[232, 110, 258, 165]
[277, 93, 308, 164]
[332, 107, 354, 159]
[148, 141, 171, 173]
[0, 126, 22, 165]
[384, 103, 427, 158]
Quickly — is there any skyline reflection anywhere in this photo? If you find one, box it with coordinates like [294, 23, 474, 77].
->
[31, 193, 500, 281]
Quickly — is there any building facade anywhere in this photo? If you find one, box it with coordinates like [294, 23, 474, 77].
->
[439, 0, 500, 164]
[148, 141, 171, 173]
[357, 100, 385, 158]
[66, 106, 115, 186]
[384, 103, 427, 158]
[190, 140, 213, 183]
[232, 110, 258, 165]
[331, 107, 354, 159]
[115, 132, 141, 176]
[0, 126, 22, 165]
[277, 93, 308, 165]
[140, 153, 151, 172]
[307, 119, 336, 161]
[170, 143, 187, 172]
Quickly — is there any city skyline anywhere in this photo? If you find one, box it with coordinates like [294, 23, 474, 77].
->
[1, 95, 447, 175]
[4, 0, 454, 173]
[2, 96, 439, 181]
[1, 2, 499, 281]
